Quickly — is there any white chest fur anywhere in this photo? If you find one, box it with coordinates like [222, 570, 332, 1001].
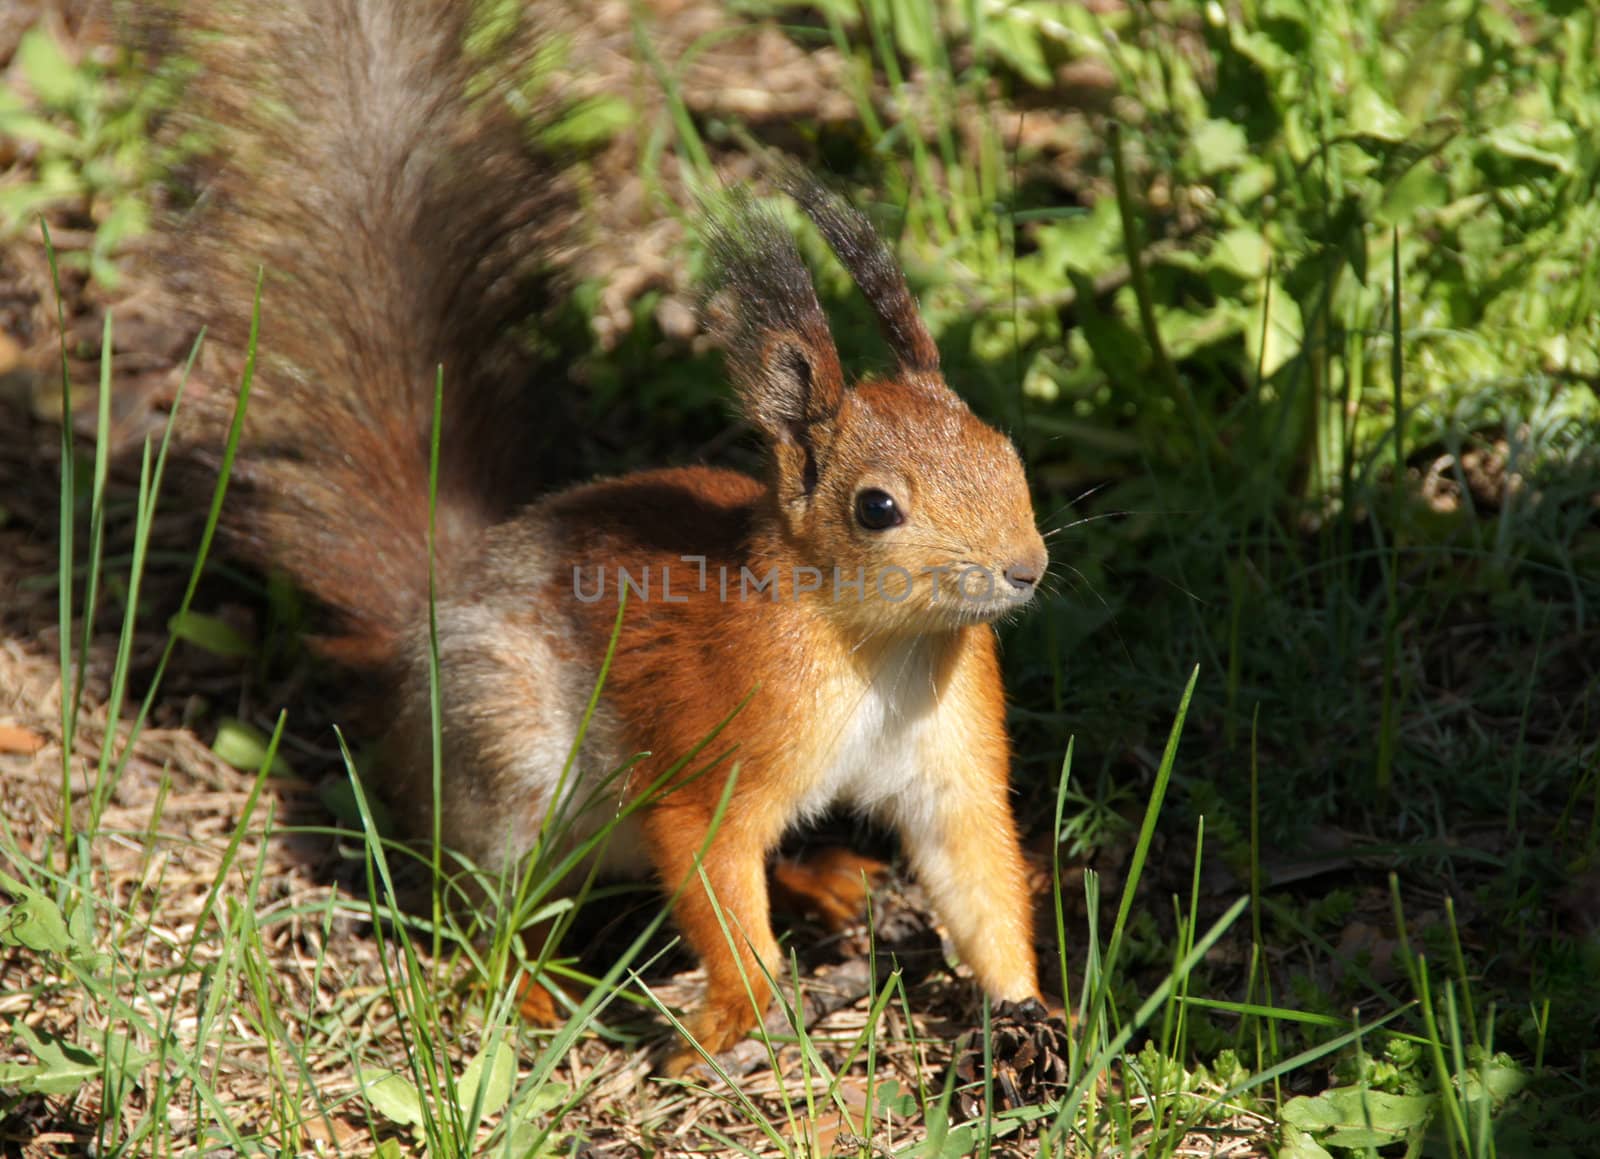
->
[795, 637, 947, 822]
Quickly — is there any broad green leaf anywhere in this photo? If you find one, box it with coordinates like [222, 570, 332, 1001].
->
[1281, 1087, 1434, 1142]
[1209, 228, 1270, 281]
[64, 898, 109, 974]
[509, 1080, 571, 1121]
[0, 107, 77, 153]
[17, 29, 84, 108]
[363, 1071, 425, 1128]
[540, 95, 634, 151]
[1245, 280, 1304, 378]
[1040, 198, 1122, 276]
[1277, 1126, 1334, 1159]
[1377, 162, 1450, 225]
[1261, 0, 1311, 22]
[0, 890, 72, 955]
[168, 611, 254, 658]
[1480, 127, 1574, 174]
[1346, 85, 1409, 142]
[1459, 1051, 1528, 1108]
[874, 1077, 919, 1117]
[1228, 28, 1295, 80]
[1156, 302, 1245, 361]
[1229, 157, 1277, 204]
[981, 18, 1052, 89]
[902, 1118, 977, 1158]
[502, 1120, 560, 1159]
[211, 718, 296, 778]
[460, 1039, 518, 1119]
[1190, 119, 1250, 176]
[2, 1022, 100, 1096]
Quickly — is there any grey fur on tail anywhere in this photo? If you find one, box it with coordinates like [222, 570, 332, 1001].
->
[158, 0, 571, 666]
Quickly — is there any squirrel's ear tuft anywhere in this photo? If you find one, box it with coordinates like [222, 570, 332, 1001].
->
[774, 166, 941, 377]
[702, 189, 846, 444]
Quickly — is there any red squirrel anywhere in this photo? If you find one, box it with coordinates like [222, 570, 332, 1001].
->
[163, 0, 1047, 1068]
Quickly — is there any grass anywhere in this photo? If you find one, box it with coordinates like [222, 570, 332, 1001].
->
[3, 0, 1600, 1154]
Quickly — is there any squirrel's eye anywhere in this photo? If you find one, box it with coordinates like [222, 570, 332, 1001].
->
[854, 488, 903, 531]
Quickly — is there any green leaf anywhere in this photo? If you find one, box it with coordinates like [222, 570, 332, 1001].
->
[1155, 302, 1245, 361]
[502, 1120, 559, 1159]
[1045, 198, 1123, 274]
[981, 17, 1052, 89]
[1281, 1087, 1435, 1145]
[1245, 280, 1304, 379]
[168, 611, 254, 658]
[937, 1124, 976, 1159]
[540, 95, 634, 151]
[363, 1071, 425, 1128]
[1190, 119, 1250, 177]
[889, 0, 940, 68]
[1346, 84, 1409, 142]
[1459, 1051, 1528, 1110]
[0, 889, 72, 956]
[66, 897, 93, 948]
[500, 1081, 573, 1159]
[91, 197, 150, 287]
[509, 1079, 570, 1122]
[0, 1022, 100, 1096]
[459, 1039, 518, 1119]
[1228, 28, 1295, 80]
[211, 718, 295, 778]
[1277, 1125, 1334, 1159]
[1480, 127, 1574, 174]
[903, 1117, 978, 1159]
[1208, 227, 1270, 281]
[372, 1141, 406, 1159]
[873, 1077, 919, 1117]
[0, 106, 78, 153]
[1208, 1048, 1250, 1089]
[17, 28, 84, 109]
[63, 898, 109, 974]
[1377, 162, 1450, 225]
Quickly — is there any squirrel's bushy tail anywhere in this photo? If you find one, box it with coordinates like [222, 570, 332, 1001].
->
[162, 0, 567, 666]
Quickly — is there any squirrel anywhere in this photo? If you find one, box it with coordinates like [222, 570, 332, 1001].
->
[160, 0, 1049, 1070]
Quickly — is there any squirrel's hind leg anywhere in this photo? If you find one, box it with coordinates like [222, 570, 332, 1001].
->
[769, 848, 890, 932]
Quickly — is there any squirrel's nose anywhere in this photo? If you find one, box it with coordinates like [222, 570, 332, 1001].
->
[1003, 544, 1048, 593]
[1004, 563, 1040, 591]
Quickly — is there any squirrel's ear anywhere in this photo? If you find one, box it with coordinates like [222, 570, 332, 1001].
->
[703, 190, 846, 449]
[740, 329, 844, 445]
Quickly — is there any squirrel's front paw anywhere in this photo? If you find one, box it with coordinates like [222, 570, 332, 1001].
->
[658, 998, 762, 1077]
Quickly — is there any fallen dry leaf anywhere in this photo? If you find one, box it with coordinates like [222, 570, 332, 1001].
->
[0, 723, 47, 755]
